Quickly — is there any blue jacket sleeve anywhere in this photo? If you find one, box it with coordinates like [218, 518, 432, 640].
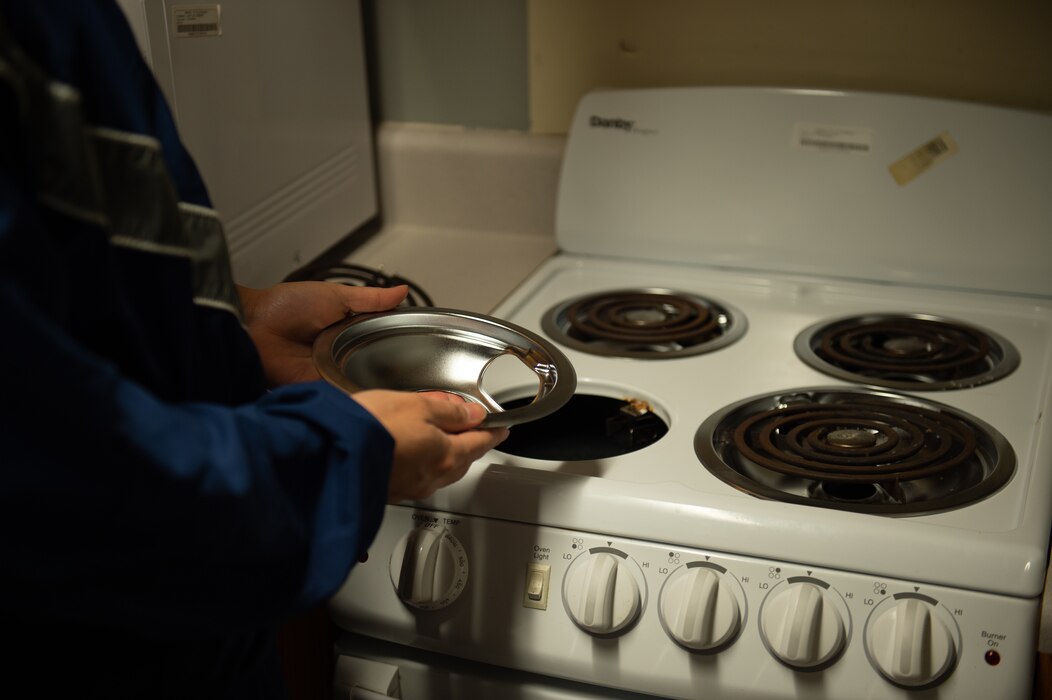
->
[0, 272, 394, 634]
[0, 0, 395, 638]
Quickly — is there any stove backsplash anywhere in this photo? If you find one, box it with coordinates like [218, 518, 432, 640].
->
[556, 88, 1052, 298]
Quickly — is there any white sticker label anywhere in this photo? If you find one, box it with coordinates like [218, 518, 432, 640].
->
[173, 5, 222, 38]
[794, 123, 873, 155]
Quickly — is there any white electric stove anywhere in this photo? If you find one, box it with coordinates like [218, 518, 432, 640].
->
[330, 87, 1052, 699]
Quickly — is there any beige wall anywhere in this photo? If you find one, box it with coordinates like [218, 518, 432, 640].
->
[529, 0, 1052, 133]
[365, 0, 528, 130]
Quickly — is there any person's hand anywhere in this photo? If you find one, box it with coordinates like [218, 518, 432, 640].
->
[352, 390, 510, 501]
[238, 282, 408, 386]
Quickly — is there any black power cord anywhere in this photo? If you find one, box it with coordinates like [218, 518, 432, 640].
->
[282, 262, 433, 307]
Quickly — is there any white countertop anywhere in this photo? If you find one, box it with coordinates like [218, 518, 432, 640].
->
[345, 224, 556, 314]
[348, 122, 564, 313]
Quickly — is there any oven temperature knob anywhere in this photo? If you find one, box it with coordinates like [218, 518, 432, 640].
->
[865, 597, 958, 688]
[563, 550, 643, 635]
[659, 565, 743, 652]
[760, 580, 847, 669]
[389, 527, 468, 611]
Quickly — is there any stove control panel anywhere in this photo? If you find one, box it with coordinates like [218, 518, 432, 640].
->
[658, 562, 743, 651]
[563, 547, 645, 635]
[331, 507, 1037, 700]
[758, 577, 849, 669]
[389, 526, 468, 610]
[864, 594, 959, 688]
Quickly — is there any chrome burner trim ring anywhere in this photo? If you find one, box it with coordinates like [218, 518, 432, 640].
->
[314, 308, 577, 428]
[694, 386, 1015, 516]
[793, 313, 1020, 391]
[541, 287, 747, 359]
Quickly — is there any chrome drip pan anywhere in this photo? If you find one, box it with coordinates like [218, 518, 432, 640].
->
[694, 386, 1015, 515]
[313, 308, 576, 427]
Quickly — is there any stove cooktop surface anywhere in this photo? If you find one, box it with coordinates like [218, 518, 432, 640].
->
[412, 88, 1052, 597]
[426, 253, 1052, 597]
[331, 88, 1052, 700]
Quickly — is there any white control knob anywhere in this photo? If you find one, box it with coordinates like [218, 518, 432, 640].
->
[389, 527, 468, 610]
[760, 580, 847, 669]
[659, 565, 742, 651]
[866, 597, 957, 688]
[563, 550, 643, 635]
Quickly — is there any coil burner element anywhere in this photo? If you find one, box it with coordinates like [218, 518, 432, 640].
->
[541, 288, 746, 359]
[794, 314, 1019, 390]
[695, 388, 1014, 515]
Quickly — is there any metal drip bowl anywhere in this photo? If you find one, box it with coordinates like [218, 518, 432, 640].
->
[694, 387, 1015, 515]
[793, 313, 1020, 390]
[541, 287, 746, 359]
[313, 308, 577, 428]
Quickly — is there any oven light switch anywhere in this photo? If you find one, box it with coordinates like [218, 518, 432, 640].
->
[527, 573, 544, 599]
[524, 563, 551, 609]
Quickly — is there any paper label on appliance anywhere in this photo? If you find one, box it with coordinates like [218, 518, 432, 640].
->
[794, 123, 874, 154]
[172, 5, 222, 38]
[888, 131, 959, 186]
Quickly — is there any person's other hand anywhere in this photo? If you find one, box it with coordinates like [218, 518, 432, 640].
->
[238, 282, 408, 386]
[352, 390, 510, 501]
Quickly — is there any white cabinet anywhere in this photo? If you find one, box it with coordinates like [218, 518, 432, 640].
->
[116, 0, 377, 286]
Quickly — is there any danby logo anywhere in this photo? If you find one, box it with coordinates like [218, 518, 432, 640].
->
[590, 115, 634, 132]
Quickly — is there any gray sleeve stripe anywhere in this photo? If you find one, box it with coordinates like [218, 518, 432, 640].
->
[87, 124, 163, 150]
[1, 42, 243, 322]
[110, 235, 193, 259]
[37, 193, 111, 228]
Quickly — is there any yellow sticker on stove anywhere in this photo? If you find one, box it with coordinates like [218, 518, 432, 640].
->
[888, 131, 959, 186]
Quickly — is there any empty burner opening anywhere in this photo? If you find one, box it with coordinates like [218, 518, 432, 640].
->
[496, 394, 669, 460]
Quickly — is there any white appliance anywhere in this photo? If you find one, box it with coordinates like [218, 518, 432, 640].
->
[331, 88, 1052, 699]
[117, 0, 377, 287]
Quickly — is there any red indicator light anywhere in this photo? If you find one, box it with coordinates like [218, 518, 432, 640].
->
[984, 650, 1001, 666]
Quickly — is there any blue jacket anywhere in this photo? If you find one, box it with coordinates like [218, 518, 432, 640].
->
[1, 1, 392, 694]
